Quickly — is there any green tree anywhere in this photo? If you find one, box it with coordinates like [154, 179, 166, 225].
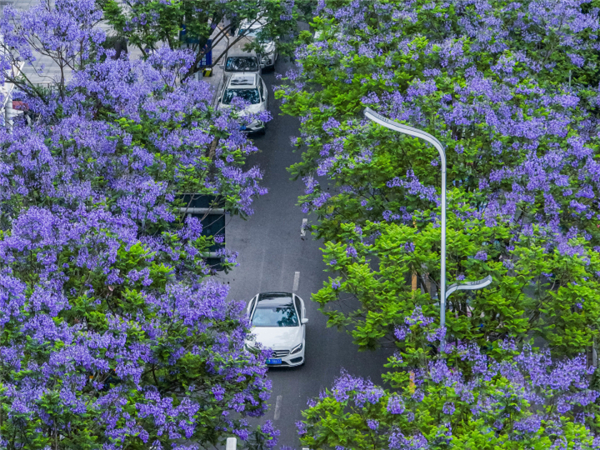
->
[277, 0, 600, 356]
[316, 198, 600, 356]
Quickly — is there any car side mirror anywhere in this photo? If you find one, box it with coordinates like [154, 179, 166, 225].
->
[301, 318, 309, 324]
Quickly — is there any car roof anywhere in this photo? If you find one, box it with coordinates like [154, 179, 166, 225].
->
[227, 73, 259, 89]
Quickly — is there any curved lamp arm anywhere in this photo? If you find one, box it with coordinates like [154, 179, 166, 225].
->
[363, 107, 446, 171]
[446, 275, 493, 300]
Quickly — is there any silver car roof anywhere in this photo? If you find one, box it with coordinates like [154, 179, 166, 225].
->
[226, 73, 259, 89]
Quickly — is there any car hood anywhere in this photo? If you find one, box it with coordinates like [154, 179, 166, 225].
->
[238, 103, 264, 116]
[249, 326, 303, 350]
[240, 19, 268, 29]
[217, 103, 264, 115]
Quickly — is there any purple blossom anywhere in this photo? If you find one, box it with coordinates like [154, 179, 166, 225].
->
[296, 421, 307, 436]
[366, 419, 379, 430]
[474, 251, 488, 261]
[386, 395, 405, 414]
[394, 326, 411, 341]
[442, 402, 455, 415]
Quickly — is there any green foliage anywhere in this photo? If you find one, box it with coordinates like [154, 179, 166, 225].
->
[276, 0, 600, 360]
[315, 196, 600, 356]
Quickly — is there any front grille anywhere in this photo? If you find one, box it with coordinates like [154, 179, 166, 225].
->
[272, 350, 289, 357]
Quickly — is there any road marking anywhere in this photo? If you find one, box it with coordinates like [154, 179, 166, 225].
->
[258, 248, 266, 292]
[300, 218, 308, 237]
[274, 395, 283, 420]
[293, 271, 300, 292]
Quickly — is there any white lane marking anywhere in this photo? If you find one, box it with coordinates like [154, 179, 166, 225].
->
[293, 271, 300, 292]
[300, 218, 308, 237]
[258, 248, 266, 292]
[274, 395, 283, 420]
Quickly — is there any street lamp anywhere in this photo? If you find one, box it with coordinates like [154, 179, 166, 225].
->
[363, 108, 494, 343]
[363, 107, 448, 330]
[446, 275, 493, 299]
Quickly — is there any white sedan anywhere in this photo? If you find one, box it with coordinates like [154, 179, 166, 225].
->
[245, 292, 308, 367]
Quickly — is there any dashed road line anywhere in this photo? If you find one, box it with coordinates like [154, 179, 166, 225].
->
[300, 218, 308, 237]
[292, 271, 300, 292]
[274, 395, 283, 420]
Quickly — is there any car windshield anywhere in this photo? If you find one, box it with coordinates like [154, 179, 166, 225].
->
[226, 56, 259, 72]
[252, 303, 298, 327]
[238, 28, 261, 37]
[222, 88, 260, 105]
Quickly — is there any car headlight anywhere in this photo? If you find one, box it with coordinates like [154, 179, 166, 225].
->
[245, 343, 257, 352]
[290, 343, 303, 354]
[249, 120, 263, 128]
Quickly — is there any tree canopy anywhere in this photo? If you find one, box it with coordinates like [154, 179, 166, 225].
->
[277, 0, 600, 356]
[0, 0, 277, 448]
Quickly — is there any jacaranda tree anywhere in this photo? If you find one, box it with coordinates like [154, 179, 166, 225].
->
[297, 309, 600, 449]
[276, 0, 600, 356]
[0, 0, 277, 448]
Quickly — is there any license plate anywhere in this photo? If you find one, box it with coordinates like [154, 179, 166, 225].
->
[267, 358, 282, 365]
[241, 125, 247, 130]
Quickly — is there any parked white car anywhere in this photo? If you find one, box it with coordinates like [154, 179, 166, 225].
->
[245, 292, 308, 367]
[217, 73, 268, 134]
[236, 19, 278, 70]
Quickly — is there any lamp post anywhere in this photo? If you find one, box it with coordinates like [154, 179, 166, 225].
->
[363, 108, 495, 346]
[363, 107, 448, 330]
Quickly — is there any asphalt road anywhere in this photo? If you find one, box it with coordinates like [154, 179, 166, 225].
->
[216, 58, 393, 448]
